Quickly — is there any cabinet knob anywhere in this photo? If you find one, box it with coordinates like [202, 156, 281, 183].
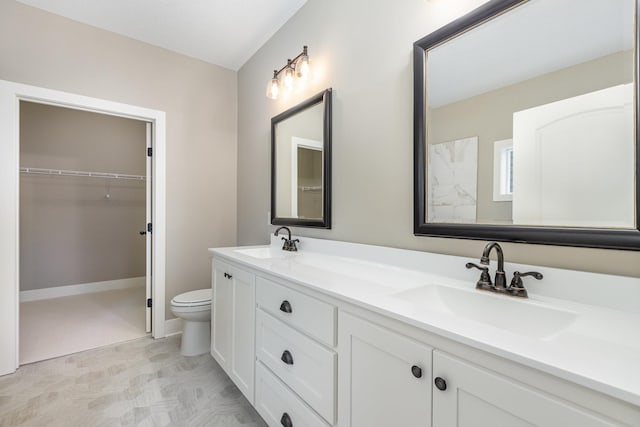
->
[434, 376, 447, 391]
[223, 272, 233, 279]
[281, 350, 294, 365]
[279, 300, 293, 314]
[411, 365, 422, 378]
[280, 412, 293, 427]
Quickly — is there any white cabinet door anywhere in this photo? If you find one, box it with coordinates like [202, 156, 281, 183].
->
[230, 265, 255, 403]
[338, 312, 433, 427]
[433, 351, 621, 427]
[211, 260, 232, 367]
[211, 259, 255, 404]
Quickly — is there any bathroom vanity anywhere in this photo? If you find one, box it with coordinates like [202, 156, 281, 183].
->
[209, 237, 640, 427]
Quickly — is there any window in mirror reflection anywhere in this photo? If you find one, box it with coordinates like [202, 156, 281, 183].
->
[493, 139, 513, 202]
[424, 0, 635, 228]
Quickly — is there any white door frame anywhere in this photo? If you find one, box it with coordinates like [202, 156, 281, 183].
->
[0, 79, 167, 376]
[145, 123, 153, 333]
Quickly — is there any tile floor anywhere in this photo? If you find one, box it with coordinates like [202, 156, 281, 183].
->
[0, 335, 266, 427]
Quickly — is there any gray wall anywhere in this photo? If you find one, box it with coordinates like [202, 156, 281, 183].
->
[1, 1, 238, 318]
[237, 0, 640, 277]
[20, 102, 146, 291]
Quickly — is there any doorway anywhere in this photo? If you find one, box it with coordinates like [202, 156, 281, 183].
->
[0, 80, 167, 376]
[19, 101, 151, 363]
[290, 136, 323, 219]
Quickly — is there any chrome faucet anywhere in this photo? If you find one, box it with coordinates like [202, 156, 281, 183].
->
[274, 226, 299, 252]
[466, 241, 543, 298]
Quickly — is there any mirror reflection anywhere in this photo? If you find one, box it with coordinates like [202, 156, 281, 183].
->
[425, 0, 635, 228]
[271, 89, 331, 228]
[275, 102, 323, 219]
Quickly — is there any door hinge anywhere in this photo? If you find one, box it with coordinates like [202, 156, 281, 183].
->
[147, 147, 152, 157]
[147, 298, 152, 308]
[147, 223, 152, 233]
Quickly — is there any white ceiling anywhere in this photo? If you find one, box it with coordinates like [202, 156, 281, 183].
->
[427, 0, 635, 108]
[16, 0, 308, 70]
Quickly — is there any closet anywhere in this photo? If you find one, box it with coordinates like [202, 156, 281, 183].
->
[19, 101, 150, 364]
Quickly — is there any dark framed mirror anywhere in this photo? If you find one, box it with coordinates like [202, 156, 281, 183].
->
[271, 88, 332, 228]
[413, 0, 640, 250]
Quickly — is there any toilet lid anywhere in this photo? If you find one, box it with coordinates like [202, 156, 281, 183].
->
[172, 289, 211, 305]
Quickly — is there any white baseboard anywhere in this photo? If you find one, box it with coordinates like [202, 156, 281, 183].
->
[20, 277, 146, 302]
[164, 318, 183, 336]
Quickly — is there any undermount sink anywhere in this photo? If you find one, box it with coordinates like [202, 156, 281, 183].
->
[233, 247, 291, 259]
[393, 284, 577, 339]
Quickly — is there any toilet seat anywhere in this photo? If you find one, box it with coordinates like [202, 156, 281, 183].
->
[171, 289, 212, 307]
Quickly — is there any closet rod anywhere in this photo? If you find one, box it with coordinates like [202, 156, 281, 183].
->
[300, 185, 322, 192]
[20, 167, 146, 181]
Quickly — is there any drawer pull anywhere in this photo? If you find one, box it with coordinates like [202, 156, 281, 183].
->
[434, 376, 447, 391]
[280, 412, 293, 427]
[279, 300, 293, 314]
[411, 365, 422, 378]
[281, 350, 294, 365]
[223, 272, 233, 279]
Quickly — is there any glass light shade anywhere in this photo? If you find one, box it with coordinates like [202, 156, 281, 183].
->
[297, 55, 310, 79]
[266, 77, 279, 99]
[284, 66, 294, 90]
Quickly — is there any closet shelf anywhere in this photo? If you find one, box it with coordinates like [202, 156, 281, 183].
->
[300, 185, 322, 192]
[20, 167, 146, 181]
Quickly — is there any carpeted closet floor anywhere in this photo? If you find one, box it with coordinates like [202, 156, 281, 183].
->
[20, 287, 148, 365]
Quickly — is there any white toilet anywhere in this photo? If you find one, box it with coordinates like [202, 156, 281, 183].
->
[170, 288, 212, 356]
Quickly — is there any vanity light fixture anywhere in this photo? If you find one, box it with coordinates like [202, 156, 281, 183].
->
[265, 46, 310, 100]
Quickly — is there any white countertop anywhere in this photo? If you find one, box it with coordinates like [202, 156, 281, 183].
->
[209, 236, 640, 407]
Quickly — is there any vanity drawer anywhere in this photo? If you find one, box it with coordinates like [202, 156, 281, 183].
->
[256, 276, 336, 347]
[256, 309, 336, 424]
[255, 361, 330, 427]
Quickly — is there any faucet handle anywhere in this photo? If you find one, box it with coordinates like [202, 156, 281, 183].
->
[510, 271, 543, 285]
[519, 271, 543, 280]
[466, 262, 487, 271]
[507, 271, 543, 298]
[466, 262, 493, 291]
